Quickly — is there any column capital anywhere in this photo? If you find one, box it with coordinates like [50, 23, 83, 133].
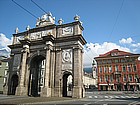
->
[21, 44, 30, 53]
[73, 46, 81, 50]
[46, 41, 53, 46]
[19, 38, 30, 45]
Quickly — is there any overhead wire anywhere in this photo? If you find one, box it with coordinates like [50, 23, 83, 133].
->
[31, 0, 47, 14]
[109, 0, 125, 40]
[12, 0, 38, 19]
[86, 0, 125, 59]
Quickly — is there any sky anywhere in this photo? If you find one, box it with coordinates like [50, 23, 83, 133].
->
[0, 0, 140, 67]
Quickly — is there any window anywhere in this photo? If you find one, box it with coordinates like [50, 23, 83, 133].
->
[105, 75, 108, 82]
[104, 66, 108, 73]
[110, 75, 113, 82]
[123, 75, 127, 82]
[4, 70, 8, 76]
[135, 75, 138, 82]
[128, 65, 131, 72]
[98, 61, 102, 65]
[133, 65, 137, 72]
[100, 77, 103, 82]
[122, 65, 126, 72]
[6, 62, 8, 67]
[115, 59, 119, 63]
[115, 65, 119, 72]
[109, 66, 112, 73]
[99, 67, 102, 73]
[103, 60, 107, 64]
[129, 75, 132, 82]
[108, 60, 111, 64]
[121, 59, 125, 63]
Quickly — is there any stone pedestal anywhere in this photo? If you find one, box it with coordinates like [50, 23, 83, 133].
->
[41, 87, 51, 97]
[16, 86, 27, 96]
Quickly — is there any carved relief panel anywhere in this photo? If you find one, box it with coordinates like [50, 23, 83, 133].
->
[62, 49, 72, 70]
[13, 54, 21, 71]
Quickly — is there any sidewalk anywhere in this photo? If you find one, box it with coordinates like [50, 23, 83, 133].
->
[0, 96, 74, 105]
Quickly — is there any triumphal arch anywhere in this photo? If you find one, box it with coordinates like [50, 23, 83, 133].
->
[6, 13, 86, 98]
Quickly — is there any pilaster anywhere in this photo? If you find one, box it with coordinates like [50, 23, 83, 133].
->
[42, 41, 52, 97]
[54, 48, 62, 97]
[72, 47, 83, 98]
[16, 44, 29, 96]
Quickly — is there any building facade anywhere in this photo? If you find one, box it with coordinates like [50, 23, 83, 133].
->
[0, 57, 8, 93]
[95, 49, 140, 91]
[83, 60, 98, 89]
[5, 13, 86, 98]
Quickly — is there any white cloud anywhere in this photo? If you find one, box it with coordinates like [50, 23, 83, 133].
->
[84, 37, 140, 67]
[0, 33, 12, 52]
[132, 43, 140, 47]
[84, 42, 130, 67]
[119, 37, 133, 44]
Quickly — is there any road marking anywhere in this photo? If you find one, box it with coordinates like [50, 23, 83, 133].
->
[135, 102, 140, 105]
[105, 96, 109, 98]
[125, 96, 130, 98]
[121, 96, 125, 98]
[131, 96, 138, 98]
[88, 96, 92, 98]
[109, 96, 113, 98]
[129, 101, 139, 105]
[115, 96, 119, 98]
[94, 96, 98, 98]
[84, 102, 92, 105]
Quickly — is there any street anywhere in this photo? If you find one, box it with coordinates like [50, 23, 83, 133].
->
[0, 91, 140, 105]
[40, 91, 140, 105]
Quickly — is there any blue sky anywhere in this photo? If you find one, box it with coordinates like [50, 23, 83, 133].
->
[0, 0, 140, 66]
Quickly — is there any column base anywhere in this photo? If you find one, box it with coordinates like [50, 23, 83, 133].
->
[73, 86, 84, 98]
[16, 86, 28, 96]
[41, 87, 52, 97]
[3, 86, 8, 95]
[54, 87, 62, 97]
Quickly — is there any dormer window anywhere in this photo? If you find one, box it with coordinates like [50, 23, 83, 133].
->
[111, 52, 119, 56]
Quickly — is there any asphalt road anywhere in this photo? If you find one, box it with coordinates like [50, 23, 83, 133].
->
[0, 91, 140, 105]
[39, 92, 140, 105]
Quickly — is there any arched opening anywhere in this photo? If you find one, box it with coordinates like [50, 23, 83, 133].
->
[28, 55, 45, 97]
[62, 72, 72, 97]
[10, 74, 18, 95]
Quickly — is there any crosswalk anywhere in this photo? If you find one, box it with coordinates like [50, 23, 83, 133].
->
[87, 95, 139, 99]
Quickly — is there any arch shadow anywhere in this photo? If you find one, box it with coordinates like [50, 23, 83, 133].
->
[62, 71, 73, 97]
[28, 55, 45, 97]
[10, 74, 19, 95]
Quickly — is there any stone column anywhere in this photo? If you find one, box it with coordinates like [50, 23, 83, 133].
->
[50, 48, 55, 96]
[42, 41, 52, 97]
[72, 47, 82, 98]
[54, 49, 62, 97]
[81, 49, 85, 97]
[16, 44, 29, 95]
